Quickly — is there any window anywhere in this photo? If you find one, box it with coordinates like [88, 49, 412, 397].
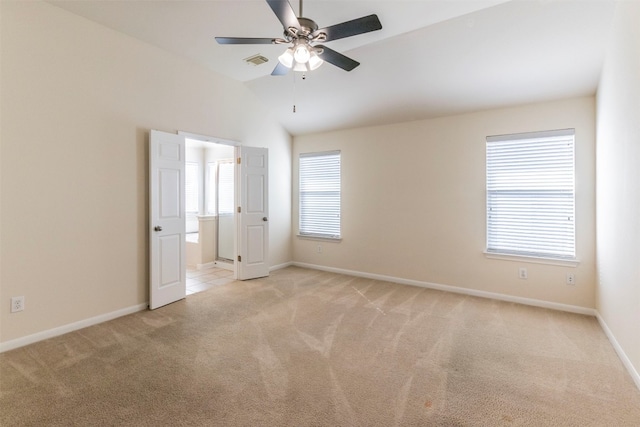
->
[217, 160, 234, 215]
[486, 129, 575, 260]
[185, 162, 199, 213]
[206, 163, 216, 214]
[299, 151, 341, 239]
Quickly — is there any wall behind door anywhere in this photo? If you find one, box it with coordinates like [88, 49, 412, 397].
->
[0, 1, 292, 345]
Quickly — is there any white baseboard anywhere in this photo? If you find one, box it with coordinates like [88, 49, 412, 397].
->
[292, 262, 640, 391]
[292, 262, 596, 316]
[0, 260, 292, 353]
[3, 264, 637, 392]
[596, 312, 640, 390]
[270, 261, 293, 272]
[196, 261, 217, 270]
[0, 303, 148, 354]
[214, 261, 234, 271]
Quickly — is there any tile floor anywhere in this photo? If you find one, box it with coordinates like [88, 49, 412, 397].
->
[186, 265, 235, 295]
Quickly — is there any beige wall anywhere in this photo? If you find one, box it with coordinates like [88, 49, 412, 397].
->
[0, 1, 292, 343]
[293, 97, 596, 308]
[596, 2, 640, 382]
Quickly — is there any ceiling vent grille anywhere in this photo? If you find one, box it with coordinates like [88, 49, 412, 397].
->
[244, 54, 269, 66]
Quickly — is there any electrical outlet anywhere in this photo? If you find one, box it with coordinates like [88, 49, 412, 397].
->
[518, 267, 528, 280]
[11, 296, 25, 313]
[316, 244, 322, 254]
[566, 273, 576, 285]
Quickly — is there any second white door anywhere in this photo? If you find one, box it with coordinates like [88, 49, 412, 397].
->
[237, 146, 269, 280]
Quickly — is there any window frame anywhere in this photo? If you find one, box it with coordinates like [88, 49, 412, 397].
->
[485, 129, 577, 264]
[298, 150, 342, 240]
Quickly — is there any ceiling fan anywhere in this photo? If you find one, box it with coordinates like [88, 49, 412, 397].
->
[215, 0, 382, 75]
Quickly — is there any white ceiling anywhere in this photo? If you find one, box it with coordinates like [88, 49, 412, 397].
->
[48, 0, 616, 136]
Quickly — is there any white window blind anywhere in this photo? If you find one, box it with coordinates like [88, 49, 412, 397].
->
[217, 160, 234, 215]
[486, 129, 575, 260]
[185, 162, 199, 213]
[299, 151, 341, 238]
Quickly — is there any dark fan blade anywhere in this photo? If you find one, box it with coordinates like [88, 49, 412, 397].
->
[313, 14, 382, 42]
[271, 62, 290, 76]
[316, 45, 360, 71]
[266, 0, 300, 31]
[216, 37, 276, 45]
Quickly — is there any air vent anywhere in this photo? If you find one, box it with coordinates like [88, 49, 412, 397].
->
[244, 54, 269, 66]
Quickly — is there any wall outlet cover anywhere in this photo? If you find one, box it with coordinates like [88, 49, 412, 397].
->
[519, 267, 528, 280]
[11, 296, 25, 313]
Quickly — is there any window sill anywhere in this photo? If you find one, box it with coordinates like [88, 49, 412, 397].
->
[484, 251, 580, 267]
[297, 234, 342, 242]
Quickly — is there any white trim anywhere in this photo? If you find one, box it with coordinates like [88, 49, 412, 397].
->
[292, 262, 595, 316]
[484, 251, 580, 267]
[196, 261, 217, 270]
[487, 128, 575, 142]
[299, 149, 341, 158]
[177, 131, 240, 147]
[4, 269, 637, 393]
[214, 260, 234, 271]
[596, 312, 640, 391]
[270, 261, 293, 271]
[296, 234, 342, 242]
[0, 303, 148, 354]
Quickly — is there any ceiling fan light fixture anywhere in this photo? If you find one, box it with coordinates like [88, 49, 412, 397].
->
[278, 48, 294, 68]
[308, 51, 323, 70]
[293, 43, 311, 64]
[216, 0, 383, 75]
[279, 41, 323, 72]
[293, 61, 308, 72]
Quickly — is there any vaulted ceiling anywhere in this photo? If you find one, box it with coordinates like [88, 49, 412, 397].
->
[48, 0, 616, 135]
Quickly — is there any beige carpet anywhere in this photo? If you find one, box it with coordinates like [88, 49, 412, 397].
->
[1, 266, 639, 426]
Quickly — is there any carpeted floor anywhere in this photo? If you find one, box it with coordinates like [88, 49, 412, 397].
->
[1, 266, 639, 426]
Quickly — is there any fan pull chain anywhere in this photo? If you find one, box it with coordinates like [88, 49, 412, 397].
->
[292, 72, 307, 113]
[292, 70, 297, 113]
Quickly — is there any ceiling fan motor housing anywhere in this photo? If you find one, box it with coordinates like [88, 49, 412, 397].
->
[287, 17, 319, 40]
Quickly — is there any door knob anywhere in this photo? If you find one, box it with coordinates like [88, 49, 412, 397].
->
[262, 217, 268, 222]
[154, 226, 163, 232]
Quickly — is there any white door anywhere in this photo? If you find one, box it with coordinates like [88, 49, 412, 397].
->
[237, 146, 269, 280]
[149, 130, 186, 309]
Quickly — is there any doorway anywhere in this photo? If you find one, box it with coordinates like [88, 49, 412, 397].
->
[184, 137, 235, 295]
[149, 130, 270, 308]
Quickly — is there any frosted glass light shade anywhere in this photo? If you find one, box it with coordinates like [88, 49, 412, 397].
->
[278, 48, 294, 68]
[278, 43, 323, 72]
[308, 52, 323, 70]
[293, 44, 311, 63]
[293, 62, 308, 72]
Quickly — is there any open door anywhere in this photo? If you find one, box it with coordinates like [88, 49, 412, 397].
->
[149, 130, 186, 309]
[237, 146, 269, 280]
